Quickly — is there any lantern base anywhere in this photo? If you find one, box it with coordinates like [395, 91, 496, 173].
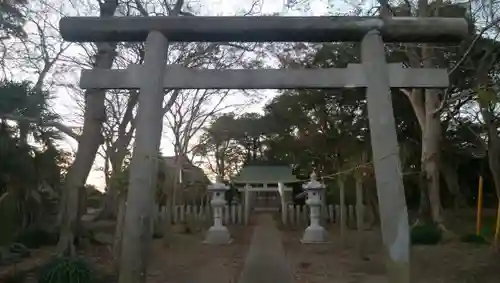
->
[300, 225, 329, 244]
[203, 225, 232, 245]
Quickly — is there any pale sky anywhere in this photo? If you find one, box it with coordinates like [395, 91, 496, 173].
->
[7, 0, 365, 189]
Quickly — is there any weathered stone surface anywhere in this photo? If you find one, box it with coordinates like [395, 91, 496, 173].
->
[301, 173, 328, 244]
[203, 178, 232, 245]
[362, 30, 410, 283]
[203, 226, 232, 245]
[60, 16, 468, 43]
[118, 31, 169, 283]
[80, 64, 449, 90]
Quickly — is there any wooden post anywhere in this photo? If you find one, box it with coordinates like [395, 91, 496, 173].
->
[362, 29, 410, 283]
[476, 175, 484, 235]
[278, 182, 287, 225]
[355, 173, 364, 256]
[338, 177, 346, 244]
[118, 31, 168, 283]
[244, 184, 250, 225]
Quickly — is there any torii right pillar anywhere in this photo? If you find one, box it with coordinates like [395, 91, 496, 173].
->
[362, 29, 409, 282]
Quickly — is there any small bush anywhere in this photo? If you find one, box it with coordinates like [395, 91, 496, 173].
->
[38, 257, 94, 283]
[16, 228, 58, 249]
[0, 246, 23, 266]
[460, 234, 489, 245]
[10, 243, 30, 257]
[411, 224, 442, 245]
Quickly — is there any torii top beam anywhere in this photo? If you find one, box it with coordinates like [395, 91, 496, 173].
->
[59, 16, 468, 43]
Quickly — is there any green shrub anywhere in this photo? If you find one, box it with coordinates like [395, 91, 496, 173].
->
[10, 243, 30, 257]
[460, 234, 489, 245]
[15, 228, 58, 249]
[0, 193, 22, 246]
[38, 257, 94, 283]
[411, 224, 442, 245]
[0, 246, 23, 266]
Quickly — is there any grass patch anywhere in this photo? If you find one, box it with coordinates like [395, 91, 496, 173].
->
[38, 256, 95, 283]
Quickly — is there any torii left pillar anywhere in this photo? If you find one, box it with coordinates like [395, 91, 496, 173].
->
[118, 31, 168, 283]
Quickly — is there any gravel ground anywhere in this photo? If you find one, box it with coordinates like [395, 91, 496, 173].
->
[147, 225, 253, 283]
[0, 225, 253, 283]
[281, 225, 500, 283]
[3, 219, 499, 283]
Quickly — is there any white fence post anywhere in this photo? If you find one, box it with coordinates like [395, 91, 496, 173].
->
[180, 205, 185, 223]
[157, 203, 366, 226]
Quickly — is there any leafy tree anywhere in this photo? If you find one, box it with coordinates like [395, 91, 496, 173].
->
[0, 80, 69, 241]
[0, 0, 27, 39]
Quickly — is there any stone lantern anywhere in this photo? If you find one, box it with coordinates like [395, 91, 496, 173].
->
[203, 176, 232, 244]
[301, 172, 328, 243]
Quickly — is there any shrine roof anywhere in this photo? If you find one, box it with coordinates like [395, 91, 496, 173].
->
[231, 165, 299, 184]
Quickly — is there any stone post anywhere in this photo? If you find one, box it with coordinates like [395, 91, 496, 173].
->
[301, 172, 328, 243]
[118, 31, 168, 283]
[362, 29, 409, 282]
[203, 176, 232, 244]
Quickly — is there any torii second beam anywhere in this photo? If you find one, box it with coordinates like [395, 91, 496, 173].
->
[79, 64, 449, 90]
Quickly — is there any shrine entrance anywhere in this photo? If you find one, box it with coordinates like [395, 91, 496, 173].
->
[59, 14, 467, 282]
[231, 165, 299, 223]
[254, 192, 280, 211]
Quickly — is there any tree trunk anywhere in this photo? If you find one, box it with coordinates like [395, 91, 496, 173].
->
[417, 0, 444, 225]
[487, 130, 500, 247]
[99, 88, 139, 220]
[78, 185, 87, 221]
[98, 146, 134, 220]
[56, 0, 119, 256]
[416, 170, 432, 225]
[440, 158, 468, 210]
[422, 87, 444, 227]
[483, 109, 500, 200]
[487, 137, 500, 197]
[399, 0, 447, 229]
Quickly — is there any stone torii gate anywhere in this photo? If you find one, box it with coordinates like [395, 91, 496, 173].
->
[59, 16, 467, 283]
